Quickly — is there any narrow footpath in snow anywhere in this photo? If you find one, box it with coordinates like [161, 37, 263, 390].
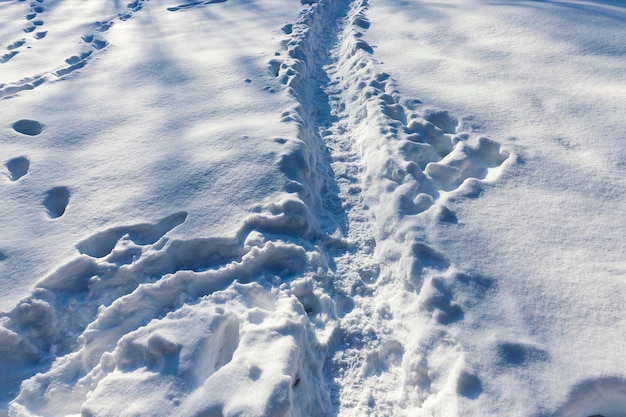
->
[271, 0, 512, 415]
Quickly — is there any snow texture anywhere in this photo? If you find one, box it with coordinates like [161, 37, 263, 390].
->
[1, 0, 625, 416]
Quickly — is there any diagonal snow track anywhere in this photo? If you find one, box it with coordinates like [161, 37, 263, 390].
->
[0, 0, 511, 415]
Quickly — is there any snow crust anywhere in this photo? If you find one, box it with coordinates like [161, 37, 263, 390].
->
[1, 0, 625, 416]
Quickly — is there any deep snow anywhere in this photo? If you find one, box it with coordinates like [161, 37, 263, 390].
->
[1, 0, 625, 416]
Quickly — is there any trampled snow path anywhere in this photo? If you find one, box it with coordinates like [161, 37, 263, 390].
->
[275, 0, 511, 414]
[0, 0, 516, 415]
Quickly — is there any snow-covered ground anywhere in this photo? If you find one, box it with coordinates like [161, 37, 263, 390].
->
[1, 0, 625, 416]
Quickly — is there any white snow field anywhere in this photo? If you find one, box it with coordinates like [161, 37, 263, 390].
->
[1, 0, 625, 415]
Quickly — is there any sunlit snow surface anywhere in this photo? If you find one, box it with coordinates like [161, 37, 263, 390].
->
[1, 0, 625, 416]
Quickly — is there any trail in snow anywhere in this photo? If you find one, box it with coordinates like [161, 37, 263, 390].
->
[0, 0, 511, 415]
[269, 0, 511, 414]
[0, 0, 146, 99]
[0, 0, 46, 65]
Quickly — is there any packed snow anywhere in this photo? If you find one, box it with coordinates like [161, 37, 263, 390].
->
[1, 0, 625, 416]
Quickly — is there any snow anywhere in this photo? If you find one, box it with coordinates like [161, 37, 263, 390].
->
[364, 1, 626, 415]
[1, 0, 625, 416]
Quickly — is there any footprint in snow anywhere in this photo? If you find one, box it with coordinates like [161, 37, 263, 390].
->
[0, 51, 19, 64]
[7, 39, 26, 50]
[12, 119, 43, 136]
[94, 21, 113, 32]
[43, 186, 70, 219]
[76, 211, 188, 258]
[497, 342, 548, 366]
[81, 33, 108, 50]
[5, 157, 30, 181]
[92, 39, 108, 50]
[456, 371, 482, 399]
